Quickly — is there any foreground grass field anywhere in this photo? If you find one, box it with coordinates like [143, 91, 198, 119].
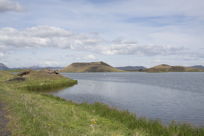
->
[0, 70, 204, 136]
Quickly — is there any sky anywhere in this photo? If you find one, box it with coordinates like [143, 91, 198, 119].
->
[0, 0, 204, 68]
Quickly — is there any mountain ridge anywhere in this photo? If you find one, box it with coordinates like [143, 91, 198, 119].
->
[191, 65, 204, 69]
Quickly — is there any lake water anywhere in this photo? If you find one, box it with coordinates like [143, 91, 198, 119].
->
[51, 72, 204, 126]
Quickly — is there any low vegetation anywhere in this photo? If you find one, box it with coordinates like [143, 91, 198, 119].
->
[5, 70, 77, 91]
[81, 103, 204, 136]
[0, 70, 204, 136]
[0, 71, 14, 81]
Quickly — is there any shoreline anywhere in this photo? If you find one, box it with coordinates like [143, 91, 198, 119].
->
[46, 93, 204, 127]
[0, 70, 204, 136]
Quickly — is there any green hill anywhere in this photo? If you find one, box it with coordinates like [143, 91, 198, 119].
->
[145, 64, 204, 72]
[61, 61, 124, 72]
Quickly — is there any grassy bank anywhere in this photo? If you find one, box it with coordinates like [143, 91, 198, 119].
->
[5, 70, 77, 91]
[0, 70, 204, 136]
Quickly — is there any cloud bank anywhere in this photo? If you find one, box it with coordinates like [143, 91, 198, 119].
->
[0, 0, 203, 67]
[0, 26, 184, 57]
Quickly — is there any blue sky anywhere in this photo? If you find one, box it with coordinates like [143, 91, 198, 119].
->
[0, 0, 204, 67]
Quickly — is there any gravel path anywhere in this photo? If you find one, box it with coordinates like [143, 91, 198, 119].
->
[0, 102, 11, 136]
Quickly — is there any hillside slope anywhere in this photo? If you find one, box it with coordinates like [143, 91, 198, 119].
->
[145, 64, 204, 72]
[61, 61, 123, 72]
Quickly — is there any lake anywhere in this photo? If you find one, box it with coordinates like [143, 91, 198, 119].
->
[51, 72, 204, 126]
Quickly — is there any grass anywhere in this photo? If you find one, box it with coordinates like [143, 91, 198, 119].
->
[21, 78, 77, 91]
[0, 70, 204, 136]
[0, 86, 139, 136]
[80, 103, 204, 136]
[0, 70, 14, 81]
[6, 70, 77, 92]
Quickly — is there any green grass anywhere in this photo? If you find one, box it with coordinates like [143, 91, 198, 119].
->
[80, 103, 204, 136]
[21, 78, 77, 91]
[0, 70, 204, 136]
[6, 70, 77, 92]
[0, 86, 142, 136]
[0, 70, 14, 81]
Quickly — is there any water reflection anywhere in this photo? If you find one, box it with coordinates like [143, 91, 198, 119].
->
[51, 72, 204, 126]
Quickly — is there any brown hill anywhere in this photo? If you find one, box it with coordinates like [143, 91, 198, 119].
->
[61, 61, 123, 72]
[145, 64, 204, 72]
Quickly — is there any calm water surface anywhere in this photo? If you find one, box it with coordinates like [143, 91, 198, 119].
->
[51, 72, 204, 126]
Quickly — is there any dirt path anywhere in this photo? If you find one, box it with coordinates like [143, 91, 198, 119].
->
[0, 102, 11, 136]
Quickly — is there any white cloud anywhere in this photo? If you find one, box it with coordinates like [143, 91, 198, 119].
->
[0, 0, 203, 67]
[40, 60, 60, 67]
[85, 54, 96, 60]
[0, 26, 105, 49]
[0, 52, 4, 57]
[0, 0, 22, 12]
[0, 26, 186, 57]
[100, 40, 184, 56]
[72, 54, 97, 61]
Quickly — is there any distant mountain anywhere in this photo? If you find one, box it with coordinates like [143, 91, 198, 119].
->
[116, 66, 146, 71]
[27, 66, 63, 70]
[191, 65, 204, 69]
[0, 63, 9, 70]
[144, 64, 204, 72]
[61, 61, 124, 72]
[11, 66, 63, 70]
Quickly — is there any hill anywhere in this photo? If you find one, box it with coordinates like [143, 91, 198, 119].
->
[61, 61, 123, 72]
[191, 65, 204, 69]
[0, 63, 9, 70]
[116, 66, 146, 71]
[144, 64, 204, 72]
